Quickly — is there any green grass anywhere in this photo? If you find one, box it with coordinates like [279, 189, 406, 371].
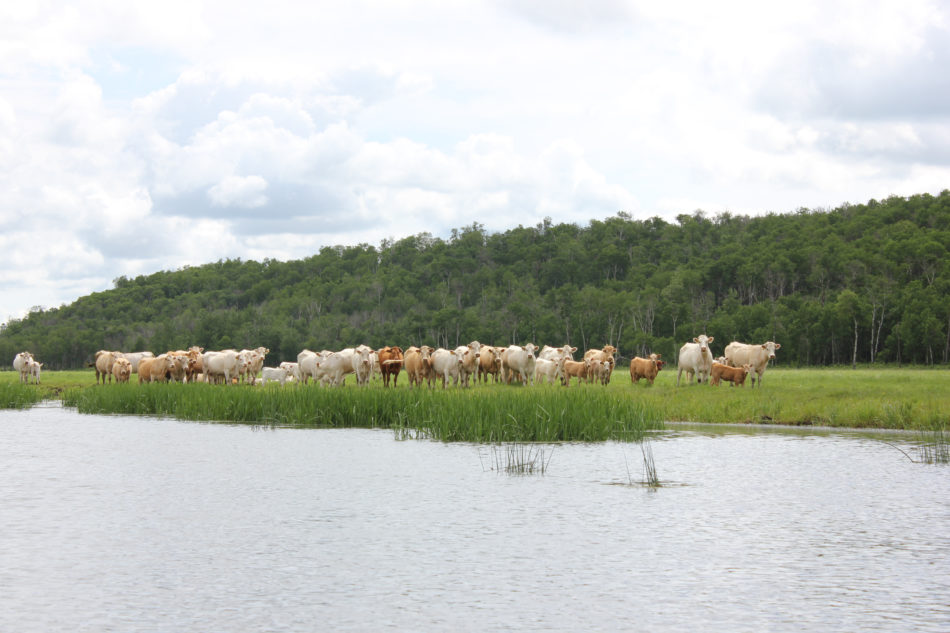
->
[4, 366, 949, 436]
[0, 381, 47, 408]
[637, 367, 950, 430]
[59, 381, 660, 442]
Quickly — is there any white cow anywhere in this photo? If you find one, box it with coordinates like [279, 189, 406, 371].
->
[297, 350, 322, 384]
[724, 341, 782, 388]
[203, 350, 247, 385]
[430, 348, 463, 388]
[261, 366, 292, 386]
[454, 345, 481, 387]
[13, 352, 34, 383]
[279, 361, 302, 383]
[538, 344, 577, 362]
[236, 347, 269, 385]
[26, 358, 43, 384]
[369, 350, 381, 382]
[534, 356, 565, 385]
[316, 352, 350, 386]
[116, 351, 154, 373]
[502, 343, 538, 385]
[676, 335, 715, 386]
[336, 345, 373, 386]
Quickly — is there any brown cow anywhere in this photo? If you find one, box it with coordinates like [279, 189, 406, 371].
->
[478, 346, 503, 383]
[163, 351, 190, 383]
[377, 346, 405, 387]
[587, 358, 610, 385]
[710, 362, 752, 387]
[139, 354, 176, 383]
[167, 346, 203, 382]
[630, 354, 663, 385]
[112, 357, 132, 383]
[562, 359, 591, 386]
[94, 350, 120, 384]
[583, 345, 618, 363]
[404, 345, 433, 388]
[602, 355, 615, 385]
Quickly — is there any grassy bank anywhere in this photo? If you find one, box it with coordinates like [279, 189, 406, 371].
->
[641, 367, 950, 429]
[3, 367, 948, 433]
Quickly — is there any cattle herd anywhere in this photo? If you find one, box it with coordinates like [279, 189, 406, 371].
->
[11, 338, 782, 389]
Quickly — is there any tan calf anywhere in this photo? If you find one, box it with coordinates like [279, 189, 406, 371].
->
[562, 359, 591, 386]
[710, 362, 752, 387]
[112, 358, 132, 383]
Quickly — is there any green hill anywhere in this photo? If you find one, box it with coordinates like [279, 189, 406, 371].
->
[3, 192, 949, 369]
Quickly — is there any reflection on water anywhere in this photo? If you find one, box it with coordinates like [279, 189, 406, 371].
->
[1, 404, 948, 633]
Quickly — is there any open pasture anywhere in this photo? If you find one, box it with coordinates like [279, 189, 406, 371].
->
[3, 366, 948, 432]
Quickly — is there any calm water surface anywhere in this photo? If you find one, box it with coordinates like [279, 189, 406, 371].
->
[1, 403, 948, 632]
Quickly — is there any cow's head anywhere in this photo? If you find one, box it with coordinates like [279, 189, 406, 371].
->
[524, 343, 538, 358]
[761, 342, 781, 359]
[693, 335, 714, 353]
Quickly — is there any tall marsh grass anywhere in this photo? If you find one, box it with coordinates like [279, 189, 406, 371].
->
[62, 383, 662, 443]
[21, 366, 950, 433]
[0, 382, 46, 409]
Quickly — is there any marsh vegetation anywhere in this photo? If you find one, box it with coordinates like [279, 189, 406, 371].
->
[3, 367, 948, 440]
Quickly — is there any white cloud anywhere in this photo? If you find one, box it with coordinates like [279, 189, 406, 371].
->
[1, 0, 950, 322]
[208, 175, 269, 209]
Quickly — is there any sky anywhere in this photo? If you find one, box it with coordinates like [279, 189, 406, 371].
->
[2, 0, 949, 324]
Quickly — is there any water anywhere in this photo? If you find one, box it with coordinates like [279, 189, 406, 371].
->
[1, 404, 948, 632]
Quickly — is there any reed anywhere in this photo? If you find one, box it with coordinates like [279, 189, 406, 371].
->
[640, 440, 660, 487]
[61, 382, 662, 443]
[0, 382, 46, 409]
[488, 444, 553, 475]
[915, 420, 949, 464]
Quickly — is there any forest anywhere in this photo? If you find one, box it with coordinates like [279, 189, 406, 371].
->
[2, 191, 949, 370]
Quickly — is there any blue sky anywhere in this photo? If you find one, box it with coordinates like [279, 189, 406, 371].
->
[2, 0, 949, 323]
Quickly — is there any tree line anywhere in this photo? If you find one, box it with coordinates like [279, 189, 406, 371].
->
[3, 191, 950, 370]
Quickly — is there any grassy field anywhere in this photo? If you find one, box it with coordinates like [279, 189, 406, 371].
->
[1, 366, 948, 433]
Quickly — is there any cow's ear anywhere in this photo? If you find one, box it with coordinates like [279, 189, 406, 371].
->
[707, 337, 714, 343]
[656, 354, 662, 359]
[693, 337, 699, 343]
[774, 343, 781, 349]
[761, 344, 767, 349]
[571, 347, 577, 352]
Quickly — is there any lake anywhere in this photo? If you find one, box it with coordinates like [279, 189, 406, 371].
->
[1, 403, 948, 632]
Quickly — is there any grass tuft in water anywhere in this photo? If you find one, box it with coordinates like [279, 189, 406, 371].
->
[488, 444, 553, 475]
[641, 440, 660, 487]
[916, 420, 949, 465]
